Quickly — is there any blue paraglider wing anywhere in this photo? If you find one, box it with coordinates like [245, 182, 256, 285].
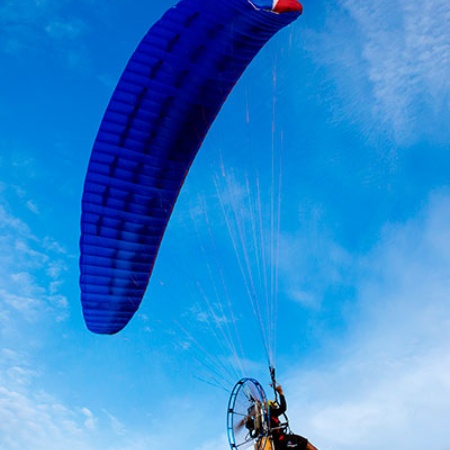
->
[80, 0, 302, 334]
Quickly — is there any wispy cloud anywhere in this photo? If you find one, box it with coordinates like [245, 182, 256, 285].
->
[313, 0, 450, 145]
[281, 191, 450, 449]
[0, 349, 37, 388]
[26, 199, 39, 214]
[81, 407, 97, 431]
[0, 348, 143, 450]
[279, 229, 353, 309]
[0, 351, 231, 450]
[0, 201, 69, 326]
[0, 0, 88, 66]
[0, 377, 95, 450]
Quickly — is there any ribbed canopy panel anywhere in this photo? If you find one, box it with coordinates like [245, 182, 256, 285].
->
[80, 0, 301, 334]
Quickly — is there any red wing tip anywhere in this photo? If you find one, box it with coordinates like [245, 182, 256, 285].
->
[273, 0, 303, 14]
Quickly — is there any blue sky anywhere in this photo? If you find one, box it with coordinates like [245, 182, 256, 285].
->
[1, 0, 450, 449]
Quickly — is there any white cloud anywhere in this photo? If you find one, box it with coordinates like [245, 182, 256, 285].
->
[0, 200, 69, 326]
[0, 204, 30, 235]
[314, 0, 450, 145]
[46, 259, 69, 279]
[0, 348, 84, 449]
[0, 385, 95, 450]
[279, 230, 353, 308]
[358, 0, 449, 130]
[280, 191, 450, 449]
[0, 0, 88, 66]
[26, 199, 39, 214]
[14, 239, 48, 265]
[45, 18, 86, 40]
[1, 289, 43, 319]
[0, 349, 37, 388]
[102, 410, 126, 436]
[42, 237, 67, 255]
[0, 350, 130, 450]
[288, 346, 450, 449]
[0, 362, 232, 450]
[81, 407, 97, 431]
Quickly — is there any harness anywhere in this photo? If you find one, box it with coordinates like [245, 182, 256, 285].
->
[270, 414, 290, 442]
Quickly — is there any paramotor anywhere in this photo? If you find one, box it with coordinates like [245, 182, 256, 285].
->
[227, 378, 272, 450]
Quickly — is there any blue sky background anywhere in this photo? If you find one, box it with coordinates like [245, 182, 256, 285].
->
[1, 0, 450, 449]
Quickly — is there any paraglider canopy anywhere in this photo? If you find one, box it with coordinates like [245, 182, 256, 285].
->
[79, 0, 302, 335]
